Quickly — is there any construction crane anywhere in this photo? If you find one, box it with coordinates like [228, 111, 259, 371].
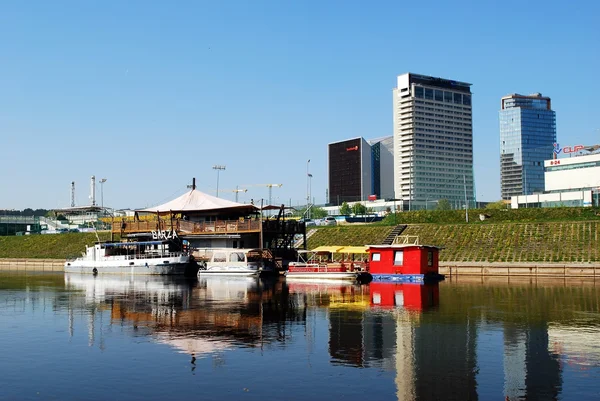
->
[240, 184, 283, 207]
[211, 187, 248, 202]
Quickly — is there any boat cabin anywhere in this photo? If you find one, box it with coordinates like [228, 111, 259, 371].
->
[367, 244, 443, 282]
[87, 240, 185, 260]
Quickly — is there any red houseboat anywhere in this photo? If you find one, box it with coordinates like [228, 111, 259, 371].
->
[367, 241, 444, 283]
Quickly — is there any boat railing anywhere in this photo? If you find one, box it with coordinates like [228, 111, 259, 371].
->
[392, 235, 420, 245]
[113, 218, 263, 235]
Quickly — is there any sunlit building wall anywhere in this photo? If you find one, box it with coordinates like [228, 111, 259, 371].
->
[392, 73, 475, 208]
[499, 93, 556, 200]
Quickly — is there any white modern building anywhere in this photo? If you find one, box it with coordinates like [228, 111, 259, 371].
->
[393, 73, 475, 210]
[511, 150, 600, 208]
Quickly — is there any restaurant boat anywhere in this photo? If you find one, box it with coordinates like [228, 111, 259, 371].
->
[286, 246, 371, 282]
[196, 248, 273, 276]
[64, 232, 191, 275]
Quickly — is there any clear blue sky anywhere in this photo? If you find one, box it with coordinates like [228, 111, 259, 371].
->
[1, 0, 598, 210]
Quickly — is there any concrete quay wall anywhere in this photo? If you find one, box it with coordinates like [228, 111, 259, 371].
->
[0, 258, 64, 271]
[440, 262, 600, 277]
[1, 258, 599, 277]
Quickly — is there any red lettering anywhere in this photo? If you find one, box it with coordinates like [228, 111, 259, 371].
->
[563, 145, 585, 153]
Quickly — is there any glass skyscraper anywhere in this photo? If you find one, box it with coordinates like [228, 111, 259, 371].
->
[499, 93, 556, 200]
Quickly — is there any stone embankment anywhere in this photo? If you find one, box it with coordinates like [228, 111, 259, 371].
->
[440, 262, 600, 277]
[0, 258, 64, 271]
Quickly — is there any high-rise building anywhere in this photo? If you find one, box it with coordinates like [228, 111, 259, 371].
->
[328, 138, 372, 205]
[392, 73, 475, 209]
[327, 136, 394, 205]
[499, 93, 556, 200]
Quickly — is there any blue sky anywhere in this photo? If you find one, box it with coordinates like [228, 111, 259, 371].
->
[1, 0, 598, 210]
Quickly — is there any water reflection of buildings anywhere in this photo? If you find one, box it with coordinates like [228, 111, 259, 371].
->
[291, 281, 480, 401]
[64, 274, 305, 357]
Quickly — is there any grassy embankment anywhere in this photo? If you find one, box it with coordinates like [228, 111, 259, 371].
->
[307, 207, 600, 263]
[0, 232, 113, 259]
[2, 207, 600, 263]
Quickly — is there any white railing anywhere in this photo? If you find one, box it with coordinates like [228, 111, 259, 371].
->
[392, 235, 420, 245]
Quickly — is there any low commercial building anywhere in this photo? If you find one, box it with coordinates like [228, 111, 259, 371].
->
[511, 148, 600, 208]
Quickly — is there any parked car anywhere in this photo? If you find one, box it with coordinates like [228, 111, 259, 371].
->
[322, 216, 337, 226]
[300, 218, 317, 227]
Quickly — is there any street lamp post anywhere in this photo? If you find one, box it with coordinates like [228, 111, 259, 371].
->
[99, 178, 107, 215]
[308, 173, 313, 219]
[212, 165, 226, 198]
[306, 159, 311, 219]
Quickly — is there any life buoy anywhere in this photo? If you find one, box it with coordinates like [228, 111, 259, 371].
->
[92, 268, 98, 275]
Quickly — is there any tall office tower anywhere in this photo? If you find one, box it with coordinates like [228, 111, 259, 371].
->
[393, 73, 475, 209]
[328, 138, 372, 205]
[369, 136, 394, 200]
[499, 93, 556, 200]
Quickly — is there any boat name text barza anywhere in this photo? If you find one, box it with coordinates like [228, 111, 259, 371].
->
[152, 229, 178, 240]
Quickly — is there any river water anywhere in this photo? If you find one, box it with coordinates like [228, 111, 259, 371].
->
[1, 272, 599, 401]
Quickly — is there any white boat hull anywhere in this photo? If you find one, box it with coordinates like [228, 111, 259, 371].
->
[198, 266, 262, 276]
[65, 256, 190, 275]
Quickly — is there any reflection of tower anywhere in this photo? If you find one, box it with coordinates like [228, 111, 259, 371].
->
[503, 327, 526, 400]
[524, 325, 562, 400]
[394, 312, 415, 401]
[412, 316, 478, 400]
[503, 324, 562, 400]
[329, 309, 364, 366]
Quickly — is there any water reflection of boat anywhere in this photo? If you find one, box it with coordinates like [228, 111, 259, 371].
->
[369, 282, 439, 311]
[64, 273, 193, 303]
[196, 276, 261, 302]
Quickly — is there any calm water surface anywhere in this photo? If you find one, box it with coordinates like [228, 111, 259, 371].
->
[1, 272, 599, 401]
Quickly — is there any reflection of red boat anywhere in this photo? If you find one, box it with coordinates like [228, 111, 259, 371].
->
[367, 237, 444, 283]
[369, 282, 439, 311]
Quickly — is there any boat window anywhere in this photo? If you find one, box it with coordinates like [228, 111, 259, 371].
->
[229, 252, 245, 262]
[428, 251, 433, 266]
[213, 253, 227, 262]
[393, 250, 404, 266]
[371, 252, 381, 262]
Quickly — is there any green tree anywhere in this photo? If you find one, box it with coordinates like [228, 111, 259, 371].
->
[339, 202, 352, 216]
[352, 203, 367, 215]
[436, 199, 451, 211]
[310, 206, 328, 219]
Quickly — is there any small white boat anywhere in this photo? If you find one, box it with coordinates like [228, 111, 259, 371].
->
[65, 239, 190, 275]
[196, 248, 272, 276]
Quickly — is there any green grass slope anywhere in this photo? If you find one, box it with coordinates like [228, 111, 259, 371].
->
[0, 232, 113, 259]
[403, 222, 600, 263]
[307, 226, 393, 249]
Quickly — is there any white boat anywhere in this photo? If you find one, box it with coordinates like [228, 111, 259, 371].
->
[196, 248, 272, 276]
[64, 239, 190, 275]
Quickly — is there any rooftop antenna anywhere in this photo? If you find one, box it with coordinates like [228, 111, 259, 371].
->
[71, 181, 75, 207]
